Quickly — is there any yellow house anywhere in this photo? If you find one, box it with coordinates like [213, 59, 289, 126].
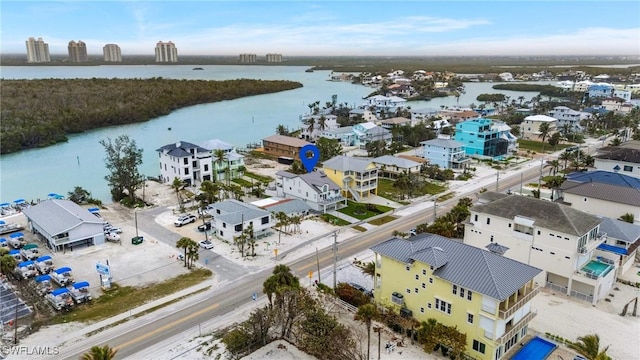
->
[322, 155, 378, 201]
[371, 234, 542, 360]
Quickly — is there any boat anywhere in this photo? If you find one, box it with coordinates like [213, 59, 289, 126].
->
[305, 68, 314, 73]
[192, 67, 204, 70]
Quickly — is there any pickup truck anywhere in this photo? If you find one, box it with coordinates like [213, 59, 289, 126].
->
[68, 281, 92, 303]
[51, 266, 74, 286]
[35, 255, 55, 274]
[197, 221, 212, 232]
[46, 288, 74, 311]
[174, 214, 197, 227]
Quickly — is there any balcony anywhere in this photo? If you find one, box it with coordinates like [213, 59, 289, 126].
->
[498, 286, 540, 319]
[496, 311, 537, 345]
[579, 232, 607, 254]
[318, 195, 345, 205]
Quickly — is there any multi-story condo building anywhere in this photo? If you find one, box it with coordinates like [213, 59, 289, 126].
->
[156, 141, 212, 186]
[201, 139, 245, 183]
[261, 135, 311, 160]
[464, 193, 612, 305]
[155, 41, 178, 63]
[454, 118, 517, 158]
[25, 37, 50, 63]
[68, 40, 88, 62]
[275, 170, 345, 213]
[519, 115, 557, 140]
[102, 44, 122, 62]
[239, 53, 257, 63]
[206, 199, 274, 241]
[420, 135, 470, 169]
[323, 155, 378, 201]
[548, 106, 590, 133]
[353, 122, 392, 149]
[371, 234, 542, 360]
[265, 53, 282, 62]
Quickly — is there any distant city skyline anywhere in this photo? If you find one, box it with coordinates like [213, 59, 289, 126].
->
[2, 1, 639, 57]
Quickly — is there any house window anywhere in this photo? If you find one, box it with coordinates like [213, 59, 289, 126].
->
[427, 303, 432, 309]
[467, 291, 473, 301]
[223, 223, 227, 228]
[624, 165, 633, 172]
[473, 340, 486, 354]
[435, 299, 451, 314]
[183, 158, 188, 165]
[508, 223, 511, 228]
[490, 235, 494, 242]
[204, 164, 209, 171]
[453, 285, 457, 295]
[405, 265, 410, 271]
[467, 313, 474, 324]
[474, 214, 478, 222]
[429, 278, 433, 283]
[415, 288, 419, 294]
[422, 269, 426, 275]
[486, 217, 491, 225]
[261, 216, 269, 225]
[185, 168, 189, 175]
[420, 307, 425, 313]
[422, 283, 426, 289]
[234, 224, 242, 232]
[460, 288, 465, 298]
[219, 231, 223, 237]
[406, 288, 411, 294]
[415, 275, 419, 280]
[537, 230, 541, 235]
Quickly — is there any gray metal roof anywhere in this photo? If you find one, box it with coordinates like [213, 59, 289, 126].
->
[373, 155, 420, 169]
[22, 199, 103, 236]
[276, 170, 341, 193]
[156, 141, 209, 157]
[595, 148, 640, 164]
[208, 199, 271, 225]
[370, 234, 541, 301]
[598, 217, 640, 244]
[486, 243, 510, 255]
[323, 155, 375, 173]
[560, 181, 640, 207]
[472, 193, 602, 236]
[420, 137, 465, 148]
[262, 199, 311, 215]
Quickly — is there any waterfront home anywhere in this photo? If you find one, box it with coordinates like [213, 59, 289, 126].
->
[557, 170, 640, 224]
[364, 95, 407, 110]
[379, 116, 413, 129]
[323, 155, 378, 201]
[464, 192, 610, 305]
[299, 114, 339, 141]
[156, 141, 213, 185]
[613, 89, 632, 102]
[372, 155, 421, 179]
[348, 108, 377, 122]
[455, 118, 516, 158]
[420, 135, 470, 169]
[254, 198, 311, 218]
[371, 233, 541, 360]
[519, 115, 557, 140]
[410, 107, 439, 123]
[319, 126, 357, 147]
[353, 122, 392, 149]
[588, 83, 614, 98]
[22, 199, 105, 251]
[548, 106, 590, 133]
[594, 146, 640, 178]
[202, 138, 245, 183]
[261, 135, 311, 160]
[601, 97, 627, 112]
[274, 170, 345, 213]
[439, 109, 480, 123]
[596, 217, 640, 279]
[206, 199, 274, 242]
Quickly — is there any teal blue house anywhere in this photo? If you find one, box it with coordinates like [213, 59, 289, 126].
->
[454, 118, 517, 158]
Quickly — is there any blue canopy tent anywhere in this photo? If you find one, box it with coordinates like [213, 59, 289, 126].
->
[0, 203, 10, 208]
[36, 255, 52, 262]
[35, 274, 51, 282]
[18, 260, 35, 268]
[55, 267, 72, 274]
[0, 238, 6, 244]
[47, 193, 64, 199]
[0, 221, 5, 225]
[73, 281, 90, 289]
[8, 250, 20, 255]
[51, 288, 69, 296]
[13, 199, 25, 204]
[10, 232, 24, 238]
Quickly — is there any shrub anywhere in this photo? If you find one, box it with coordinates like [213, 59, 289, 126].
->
[335, 282, 371, 307]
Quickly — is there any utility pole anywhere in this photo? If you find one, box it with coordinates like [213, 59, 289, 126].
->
[433, 198, 437, 219]
[537, 158, 544, 193]
[316, 247, 321, 285]
[495, 170, 499, 192]
[332, 231, 338, 290]
[520, 173, 523, 195]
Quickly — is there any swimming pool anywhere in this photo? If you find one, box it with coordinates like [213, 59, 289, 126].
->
[510, 336, 557, 360]
[582, 260, 613, 277]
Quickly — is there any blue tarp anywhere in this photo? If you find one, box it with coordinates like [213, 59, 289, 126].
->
[35, 275, 51, 282]
[10, 232, 24, 238]
[55, 267, 72, 274]
[597, 243, 628, 255]
[73, 281, 90, 289]
[88, 208, 100, 213]
[37, 255, 52, 262]
[51, 288, 69, 296]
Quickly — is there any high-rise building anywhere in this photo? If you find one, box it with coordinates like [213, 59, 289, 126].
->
[25, 37, 51, 63]
[155, 41, 178, 63]
[68, 40, 88, 62]
[239, 53, 257, 63]
[102, 44, 122, 62]
[266, 53, 283, 63]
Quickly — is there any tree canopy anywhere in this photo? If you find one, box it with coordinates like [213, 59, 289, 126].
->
[100, 135, 144, 203]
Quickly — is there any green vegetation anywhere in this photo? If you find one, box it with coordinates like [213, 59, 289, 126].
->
[0, 78, 302, 154]
[231, 178, 253, 188]
[517, 139, 573, 153]
[320, 213, 351, 226]
[476, 93, 506, 102]
[337, 201, 393, 220]
[377, 178, 446, 202]
[352, 225, 367, 232]
[492, 83, 580, 98]
[51, 268, 212, 324]
[243, 171, 273, 184]
[367, 215, 397, 226]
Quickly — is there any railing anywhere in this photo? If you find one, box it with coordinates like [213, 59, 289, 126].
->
[499, 286, 540, 319]
[496, 311, 537, 345]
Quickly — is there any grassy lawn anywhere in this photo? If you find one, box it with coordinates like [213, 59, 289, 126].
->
[50, 268, 212, 324]
[320, 213, 351, 226]
[232, 178, 253, 187]
[368, 215, 397, 226]
[352, 225, 367, 232]
[337, 201, 393, 220]
[378, 178, 446, 202]
[244, 171, 273, 184]
[437, 192, 455, 202]
[517, 139, 573, 153]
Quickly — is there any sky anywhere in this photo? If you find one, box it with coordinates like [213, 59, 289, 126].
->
[2, 1, 640, 57]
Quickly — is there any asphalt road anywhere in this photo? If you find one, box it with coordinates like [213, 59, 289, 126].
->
[59, 163, 544, 359]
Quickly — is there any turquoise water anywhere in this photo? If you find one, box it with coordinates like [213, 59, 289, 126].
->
[582, 260, 612, 277]
[511, 336, 557, 360]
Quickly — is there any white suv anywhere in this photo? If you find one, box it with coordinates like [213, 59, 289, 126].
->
[174, 214, 197, 227]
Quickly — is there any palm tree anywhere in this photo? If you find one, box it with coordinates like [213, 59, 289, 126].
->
[171, 177, 184, 212]
[561, 123, 572, 139]
[619, 213, 634, 223]
[305, 117, 316, 139]
[355, 304, 378, 360]
[360, 261, 375, 278]
[317, 115, 327, 132]
[538, 122, 551, 152]
[568, 334, 611, 360]
[176, 237, 192, 267]
[275, 124, 288, 136]
[0, 253, 17, 276]
[609, 137, 622, 146]
[199, 180, 220, 205]
[545, 160, 560, 176]
[559, 150, 573, 171]
[81, 345, 118, 360]
[214, 149, 226, 182]
[187, 241, 199, 269]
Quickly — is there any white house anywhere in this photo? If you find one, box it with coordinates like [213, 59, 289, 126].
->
[201, 139, 245, 182]
[596, 217, 640, 279]
[275, 170, 345, 213]
[156, 141, 212, 185]
[593, 148, 640, 179]
[319, 126, 358, 147]
[353, 122, 392, 148]
[365, 95, 407, 109]
[206, 199, 274, 241]
[420, 135, 470, 170]
[410, 108, 439, 123]
[372, 155, 422, 179]
[548, 106, 590, 133]
[519, 115, 557, 140]
[464, 193, 611, 305]
[299, 114, 339, 141]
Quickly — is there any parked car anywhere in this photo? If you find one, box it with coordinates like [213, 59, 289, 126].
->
[348, 282, 373, 297]
[197, 221, 212, 232]
[199, 240, 214, 249]
[174, 214, 197, 227]
[103, 224, 122, 234]
[105, 232, 120, 242]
